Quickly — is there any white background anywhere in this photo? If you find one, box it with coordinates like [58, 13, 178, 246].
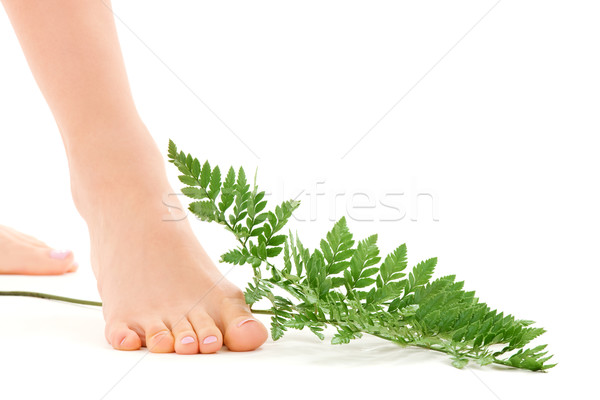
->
[1, 1, 598, 399]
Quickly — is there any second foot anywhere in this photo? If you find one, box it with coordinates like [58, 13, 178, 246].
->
[0, 224, 77, 275]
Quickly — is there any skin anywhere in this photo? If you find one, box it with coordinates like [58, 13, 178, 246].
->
[0, 0, 268, 354]
[0, 224, 78, 275]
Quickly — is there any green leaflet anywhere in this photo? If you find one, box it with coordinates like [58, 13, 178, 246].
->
[168, 140, 555, 372]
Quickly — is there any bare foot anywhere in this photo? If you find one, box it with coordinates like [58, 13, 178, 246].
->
[0, 224, 77, 275]
[92, 208, 268, 354]
[70, 127, 268, 354]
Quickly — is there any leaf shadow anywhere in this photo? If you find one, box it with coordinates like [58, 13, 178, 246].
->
[241, 330, 453, 368]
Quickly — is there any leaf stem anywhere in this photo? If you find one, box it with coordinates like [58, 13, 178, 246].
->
[0, 290, 276, 315]
[0, 290, 102, 307]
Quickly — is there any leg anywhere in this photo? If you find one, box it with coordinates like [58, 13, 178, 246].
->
[0, 225, 77, 275]
[1, 0, 267, 353]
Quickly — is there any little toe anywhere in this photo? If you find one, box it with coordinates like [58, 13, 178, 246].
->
[145, 322, 175, 353]
[220, 297, 268, 352]
[169, 318, 199, 355]
[188, 310, 223, 354]
[107, 323, 142, 351]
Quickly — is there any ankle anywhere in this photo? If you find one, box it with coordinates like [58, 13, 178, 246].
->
[64, 124, 171, 220]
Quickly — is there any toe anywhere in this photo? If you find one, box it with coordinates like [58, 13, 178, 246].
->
[24, 247, 76, 275]
[106, 323, 142, 351]
[220, 296, 268, 352]
[46, 248, 77, 273]
[189, 310, 223, 354]
[168, 318, 199, 355]
[145, 322, 175, 353]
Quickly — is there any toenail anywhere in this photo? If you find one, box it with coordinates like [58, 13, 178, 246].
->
[237, 318, 255, 328]
[49, 249, 71, 259]
[202, 336, 218, 344]
[120, 337, 127, 346]
[152, 331, 168, 340]
[181, 336, 195, 344]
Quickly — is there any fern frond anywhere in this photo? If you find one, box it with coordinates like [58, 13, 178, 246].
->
[169, 141, 555, 372]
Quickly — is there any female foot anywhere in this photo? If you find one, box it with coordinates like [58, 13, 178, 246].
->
[0, 224, 77, 275]
[92, 206, 268, 354]
[71, 126, 268, 354]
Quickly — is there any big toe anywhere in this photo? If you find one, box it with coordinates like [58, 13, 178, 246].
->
[23, 248, 77, 275]
[220, 297, 268, 352]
